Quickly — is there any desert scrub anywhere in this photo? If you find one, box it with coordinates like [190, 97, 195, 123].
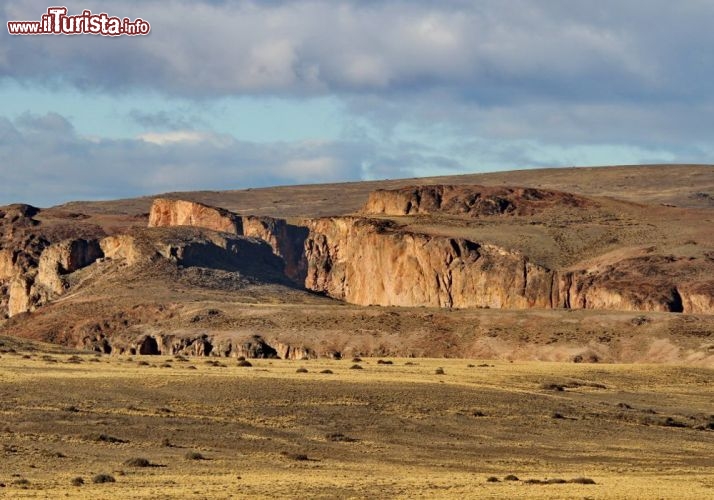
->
[185, 451, 206, 460]
[569, 477, 596, 484]
[326, 433, 357, 442]
[92, 474, 115, 484]
[70, 477, 84, 486]
[124, 457, 154, 467]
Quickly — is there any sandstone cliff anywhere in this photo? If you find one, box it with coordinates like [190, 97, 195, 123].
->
[148, 198, 307, 282]
[302, 216, 714, 314]
[148, 198, 243, 234]
[362, 185, 591, 217]
[304, 217, 556, 309]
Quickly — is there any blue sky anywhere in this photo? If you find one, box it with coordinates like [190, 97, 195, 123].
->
[1, 1, 713, 206]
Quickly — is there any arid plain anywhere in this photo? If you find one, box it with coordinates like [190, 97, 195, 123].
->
[0, 164, 713, 498]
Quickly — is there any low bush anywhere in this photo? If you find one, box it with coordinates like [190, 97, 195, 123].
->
[185, 451, 205, 460]
[92, 474, 115, 484]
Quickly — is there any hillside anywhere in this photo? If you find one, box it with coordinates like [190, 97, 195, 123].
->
[1, 164, 713, 364]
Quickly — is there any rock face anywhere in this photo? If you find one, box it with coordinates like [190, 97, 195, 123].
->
[7, 238, 103, 316]
[36, 239, 103, 294]
[560, 256, 714, 314]
[148, 199, 307, 282]
[241, 216, 308, 282]
[148, 198, 243, 234]
[362, 185, 591, 217]
[304, 217, 556, 309]
[303, 217, 714, 313]
[96, 332, 316, 359]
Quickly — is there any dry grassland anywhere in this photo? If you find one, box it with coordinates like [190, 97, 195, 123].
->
[0, 340, 712, 499]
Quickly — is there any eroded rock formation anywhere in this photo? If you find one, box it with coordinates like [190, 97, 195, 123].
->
[304, 217, 556, 309]
[148, 198, 242, 234]
[148, 199, 307, 281]
[93, 332, 316, 360]
[362, 185, 591, 217]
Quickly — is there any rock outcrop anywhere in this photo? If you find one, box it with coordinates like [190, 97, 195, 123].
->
[303, 217, 714, 313]
[362, 185, 591, 217]
[148, 199, 307, 282]
[7, 238, 103, 316]
[93, 332, 316, 359]
[304, 217, 556, 309]
[36, 239, 103, 294]
[148, 198, 243, 234]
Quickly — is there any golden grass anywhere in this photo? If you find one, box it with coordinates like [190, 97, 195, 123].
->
[0, 351, 712, 498]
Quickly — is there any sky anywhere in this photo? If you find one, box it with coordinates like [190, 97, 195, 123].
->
[1, 1, 713, 207]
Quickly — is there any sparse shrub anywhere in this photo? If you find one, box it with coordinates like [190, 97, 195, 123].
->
[377, 359, 393, 365]
[66, 355, 83, 364]
[63, 405, 80, 413]
[161, 438, 172, 447]
[12, 478, 30, 487]
[351, 357, 362, 362]
[137, 360, 149, 366]
[541, 383, 565, 391]
[296, 367, 308, 373]
[434, 367, 445, 375]
[326, 433, 357, 442]
[662, 417, 687, 428]
[349, 364, 363, 370]
[124, 457, 152, 467]
[237, 360, 252, 367]
[88, 358, 101, 363]
[569, 477, 596, 484]
[92, 473, 115, 484]
[185, 451, 205, 460]
[237, 356, 246, 361]
[617, 402, 633, 410]
[472, 410, 486, 417]
[478, 363, 492, 367]
[546, 478, 567, 484]
[280, 451, 309, 461]
[70, 476, 84, 486]
[320, 369, 333, 374]
[486, 476, 499, 482]
[404, 362, 416, 366]
[174, 355, 188, 362]
[551, 412, 565, 419]
[524, 478, 545, 484]
[96, 434, 127, 444]
[186, 365, 197, 370]
[504, 475, 519, 481]
[467, 364, 475, 368]
[160, 363, 172, 368]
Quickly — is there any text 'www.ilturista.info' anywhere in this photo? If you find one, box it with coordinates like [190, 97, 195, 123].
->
[7, 7, 150, 36]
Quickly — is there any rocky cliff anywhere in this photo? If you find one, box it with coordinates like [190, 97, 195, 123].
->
[148, 198, 242, 234]
[148, 199, 307, 281]
[304, 217, 556, 308]
[2, 188, 713, 332]
[302, 214, 714, 314]
[362, 185, 591, 217]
